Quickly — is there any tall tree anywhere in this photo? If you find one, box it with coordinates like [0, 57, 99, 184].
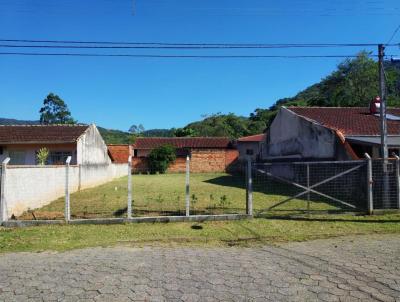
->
[128, 124, 145, 134]
[39, 93, 76, 124]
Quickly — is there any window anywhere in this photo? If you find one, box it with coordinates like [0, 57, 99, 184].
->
[9, 150, 26, 165]
[0, 146, 3, 155]
[134, 149, 138, 157]
[246, 149, 254, 156]
[48, 151, 73, 165]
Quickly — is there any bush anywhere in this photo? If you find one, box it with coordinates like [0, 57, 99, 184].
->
[148, 144, 176, 174]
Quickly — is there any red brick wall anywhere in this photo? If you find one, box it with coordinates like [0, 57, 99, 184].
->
[132, 148, 239, 173]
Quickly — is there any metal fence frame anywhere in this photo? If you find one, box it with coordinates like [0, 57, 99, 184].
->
[3, 153, 400, 227]
[67, 155, 253, 222]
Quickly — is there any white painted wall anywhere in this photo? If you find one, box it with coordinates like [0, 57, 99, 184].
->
[77, 124, 111, 165]
[1, 163, 128, 218]
[264, 107, 344, 160]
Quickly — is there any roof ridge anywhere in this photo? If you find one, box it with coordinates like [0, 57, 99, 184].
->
[288, 106, 400, 109]
[0, 124, 88, 127]
[136, 136, 230, 139]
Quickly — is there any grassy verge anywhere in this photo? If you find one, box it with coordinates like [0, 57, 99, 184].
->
[1, 214, 400, 253]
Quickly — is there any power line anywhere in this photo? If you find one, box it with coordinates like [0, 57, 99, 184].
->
[0, 44, 386, 50]
[0, 52, 381, 59]
[387, 24, 400, 45]
[0, 39, 398, 48]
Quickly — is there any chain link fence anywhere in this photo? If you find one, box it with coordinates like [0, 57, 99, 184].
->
[252, 160, 368, 217]
[371, 158, 400, 210]
[3, 156, 400, 223]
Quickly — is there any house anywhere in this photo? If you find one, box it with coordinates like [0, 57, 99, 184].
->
[237, 134, 266, 161]
[263, 105, 400, 161]
[132, 137, 239, 173]
[0, 124, 111, 165]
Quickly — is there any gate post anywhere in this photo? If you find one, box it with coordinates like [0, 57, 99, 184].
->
[0, 158, 10, 223]
[393, 154, 400, 209]
[365, 153, 373, 215]
[246, 157, 253, 216]
[127, 155, 132, 219]
[65, 156, 71, 222]
[185, 155, 190, 216]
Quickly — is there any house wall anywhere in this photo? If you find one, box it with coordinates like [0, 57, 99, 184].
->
[1, 163, 127, 218]
[237, 141, 262, 161]
[132, 148, 239, 173]
[0, 143, 77, 165]
[264, 107, 349, 160]
[77, 124, 111, 165]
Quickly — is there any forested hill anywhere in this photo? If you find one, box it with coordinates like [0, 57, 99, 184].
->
[0, 118, 39, 125]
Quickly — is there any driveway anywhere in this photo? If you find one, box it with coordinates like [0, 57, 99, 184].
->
[0, 234, 399, 301]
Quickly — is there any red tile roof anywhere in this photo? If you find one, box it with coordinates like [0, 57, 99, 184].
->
[0, 124, 89, 143]
[287, 107, 400, 136]
[132, 137, 232, 149]
[237, 134, 266, 142]
[107, 145, 131, 163]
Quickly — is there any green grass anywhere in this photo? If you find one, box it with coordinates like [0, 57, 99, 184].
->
[7, 172, 400, 253]
[1, 215, 400, 253]
[19, 173, 344, 220]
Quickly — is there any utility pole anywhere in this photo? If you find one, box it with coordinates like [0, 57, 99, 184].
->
[378, 44, 388, 160]
[379, 44, 389, 208]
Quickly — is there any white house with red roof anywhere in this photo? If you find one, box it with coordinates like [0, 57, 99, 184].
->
[237, 133, 266, 161]
[263, 105, 400, 161]
[0, 124, 111, 165]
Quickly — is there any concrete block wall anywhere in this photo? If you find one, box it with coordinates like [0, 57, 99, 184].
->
[1, 163, 128, 218]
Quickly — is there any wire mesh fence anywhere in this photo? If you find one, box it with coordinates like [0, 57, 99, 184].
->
[252, 160, 368, 217]
[5, 156, 400, 223]
[371, 158, 400, 210]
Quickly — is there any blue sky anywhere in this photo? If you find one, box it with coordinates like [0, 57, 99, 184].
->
[1, 0, 399, 131]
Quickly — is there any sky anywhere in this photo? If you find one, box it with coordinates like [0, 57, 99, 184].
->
[0, 0, 400, 131]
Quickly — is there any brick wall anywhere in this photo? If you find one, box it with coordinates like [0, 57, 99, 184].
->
[132, 148, 239, 173]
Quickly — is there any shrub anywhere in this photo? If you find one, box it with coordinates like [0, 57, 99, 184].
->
[148, 144, 176, 174]
[36, 147, 49, 165]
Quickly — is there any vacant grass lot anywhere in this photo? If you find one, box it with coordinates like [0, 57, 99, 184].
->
[19, 173, 342, 220]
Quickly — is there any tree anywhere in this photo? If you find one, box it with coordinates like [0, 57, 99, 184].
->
[128, 124, 145, 134]
[148, 145, 176, 174]
[173, 127, 197, 137]
[39, 93, 76, 124]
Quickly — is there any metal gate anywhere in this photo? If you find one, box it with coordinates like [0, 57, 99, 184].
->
[252, 160, 368, 216]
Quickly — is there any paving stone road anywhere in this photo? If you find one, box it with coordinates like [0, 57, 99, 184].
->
[0, 234, 399, 301]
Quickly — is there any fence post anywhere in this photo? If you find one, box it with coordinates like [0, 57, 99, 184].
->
[246, 157, 253, 216]
[393, 153, 400, 209]
[185, 155, 190, 216]
[127, 156, 132, 219]
[365, 153, 373, 215]
[0, 158, 10, 223]
[306, 163, 310, 215]
[65, 156, 72, 222]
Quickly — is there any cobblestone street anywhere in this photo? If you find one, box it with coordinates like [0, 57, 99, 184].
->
[0, 234, 399, 301]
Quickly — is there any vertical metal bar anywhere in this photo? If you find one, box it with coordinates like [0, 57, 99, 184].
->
[185, 155, 190, 216]
[393, 154, 400, 209]
[127, 156, 132, 219]
[246, 158, 253, 216]
[365, 153, 373, 215]
[65, 156, 71, 222]
[307, 163, 310, 215]
[378, 45, 389, 208]
[0, 158, 10, 223]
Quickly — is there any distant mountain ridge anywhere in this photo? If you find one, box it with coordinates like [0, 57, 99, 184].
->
[0, 118, 40, 125]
